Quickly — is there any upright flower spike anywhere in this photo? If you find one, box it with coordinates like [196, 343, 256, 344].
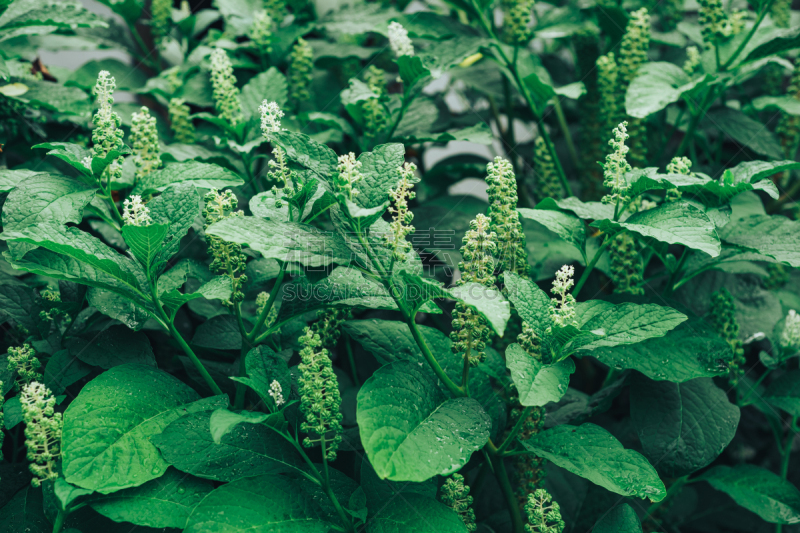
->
[386, 163, 418, 262]
[656, 0, 683, 31]
[7, 344, 41, 389]
[362, 66, 389, 138]
[781, 309, 800, 351]
[485, 157, 529, 277]
[259, 100, 284, 139]
[502, 0, 535, 45]
[335, 152, 364, 201]
[203, 190, 248, 305]
[311, 308, 351, 350]
[709, 288, 746, 385]
[89, 70, 125, 183]
[683, 46, 701, 76]
[596, 53, 620, 151]
[150, 0, 171, 47]
[20, 382, 63, 487]
[513, 405, 546, 504]
[250, 11, 274, 55]
[698, 0, 746, 45]
[210, 48, 243, 127]
[548, 265, 577, 331]
[388, 22, 414, 57]
[123, 195, 152, 226]
[771, 0, 791, 28]
[777, 61, 800, 159]
[608, 231, 644, 295]
[618, 8, 650, 168]
[168, 98, 195, 143]
[288, 38, 313, 105]
[601, 122, 632, 206]
[533, 136, 562, 201]
[130, 107, 161, 183]
[451, 214, 496, 367]
[297, 327, 343, 461]
[524, 489, 565, 533]
[665, 156, 692, 202]
[264, 0, 288, 23]
[268, 380, 285, 408]
[438, 474, 477, 532]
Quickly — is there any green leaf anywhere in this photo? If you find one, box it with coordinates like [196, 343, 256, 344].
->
[503, 271, 552, 334]
[397, 55, 431, 87]
[0, 169, 37, 192]
[357, 360, 491, 482]
[0, 486, 49, 533]
[208, 409, 270, 444]
[366, 493, 469, 532]
[4, 396, 22, 429]
[719, 213, 800, 267]
[591, 202, 720, 257]
[0, 0, 107, 42]
[520, 423, 666, 501]
[506, 343, 575, 407]
[147, 182, 202, 268]
[86, 288, 153, 331]
[88, 468, 214, 529]
[121, 223, 169, 279]
[131, 162, 243, 195]
[592, 503, 643, 533]
[707, 108, 784, 160]
[518, 208, 586, 259]
[763, 369, 800, 416]
[630, 375, 740, 477]
[229, 345, 292, 407]
[356, 144, 406, 209]
[67, 58, 146, 91]
[191, 315, 242, 350]
[625, 62, 712, 118]
[183, 473, 347, 532]
[588, 317, 732, 382]
[65, 325, 156, 369]
[574, 300, 688, 351]
[44, 349, 92, 395]
[343, 319, 452, 367]
[160, 276, 233, 318]
[239, 67, 288, 119]
[700, 465, 800, 524]
[676, 167, 780, 207]
[62, 364, 228, 493]
[270, 130, 338, 180]
[153, 410, 305, 482]
[752, 95, 800, 115]
[0, 278, 41, 331]
[536, 197, 615, 221]
[740, 25, 800, 65]
[2, 174, 95, 232]
[206, 216, 354, 268]
[53, 477, 94, 512]
[249, 192, 290, 221]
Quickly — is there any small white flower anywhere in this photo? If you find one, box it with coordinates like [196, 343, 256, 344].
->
[781, 309, 800, 349]
[268, 380, 285, 407]
[259, 100, 284, 138]
[81, 156, 93, 171]
[336, 152, 363, 200]
[123, 195, 152, 226]
[388, 22, 414, 57]
[549, 265, 577, 330]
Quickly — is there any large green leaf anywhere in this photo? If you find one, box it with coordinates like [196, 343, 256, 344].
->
[520, 423, 666, 501]
[0, 169, 38, 192]
[506, 343, 574, 407]
[0, 486, 49, 533]
[357, 360, 491, 482]
[535, 197, 615, 221]
[2, 174, 95, 232]
[160, 276, 233, 318]
[587, 318, 732, 382]
[700, 465, 800, 524]
[152, 410, 305, 482]
[625, 62, 711, 118]
[44, 349, 92, 395]
[503, 271, 551, 334]
[518, 208, 586, 259]
[229, 345, 293, 407]
[270, 130, 338, 180]
[183, 473, 347, 532]
[206, 216, 354, 268]
[592, 504, 643, 533]
[592, 202, 720, 257]
[68, 58, 146, 91]
[359, 456, 438, 513]
[145, 182, 202, 270]
[239, 67, 288, 118]
[366, 493, 468, 532]
[88, 468, 214, 529]
[707, 108, 783, 160]
[356, 144, 406, 209]
[62, 364, 228, 493]
[574, 300, 687, 351]
[65, 325, 156, 369]
[0, 278, 41, 331]
[763, 370, 800, 417]
[131, 162, 243, 195]
[719, 213, 800, 267]
[121, 223, 169, 279]
[630, 375, 740, 477]
[0, 0, 107, 42]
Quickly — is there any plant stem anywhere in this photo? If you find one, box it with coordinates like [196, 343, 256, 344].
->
[645, 475, 689, 526]
[490, 452, 525, 533]
[664, 248, 692, 297]
[321, 436, 355, 532]
[247, 263, 288, 342]
[776, 416, 797, 533]
[553, 98, 578, 164]
[52, 510, 65, 533]
[675, 88, 716, 159]
[344, 335, 360, 387]
[573, 237, 611, 298]
[720, 0, 777, 71]
[498, 406, 533, 454]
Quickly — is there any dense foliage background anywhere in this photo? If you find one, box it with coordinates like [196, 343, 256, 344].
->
[1, 0, 800, 531]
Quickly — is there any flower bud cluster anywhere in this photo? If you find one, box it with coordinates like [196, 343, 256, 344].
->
[89, 71, 124, 183]
[363, 66, 388, 137]
[8, 344, 41, 389]
[21, 382, 62, 487]
[259, 100, 284, 139]
[458, 214, 497, 288]
[386, 163, 418, 261]
[297, 327, 343, 461]
[512, 405, 546, 504]
[525, 489, 565, 533]
[698, 0, 746, 45]
[123, 195, 153, 226]
[210, 48, 243, 127]
[502, 0, 534, 45]
[168, 98, 195, 143]
[250, 11, 274, 55]
[596, 53, 620, 144]
[388, 22, 414, 57]
[203, 190, 248, 305]
[150, 0, 171, 47]
[601, 122, 632, 205]
[777, 61, 800, 159]
[439, 474, 477, 532]
[683, 46, 701, 76]
[548, 265, 577, 330]
[289, 38, 313, 105]
[336, 152, 364, 201]
[486, 157, 528, 277]
[608, 231, 644, 295]
[534, 137, 562, 201]
[268, 146, 296, 208]
[311, 308, 351, 350]
[268, 379, 285, 408]
[130, 107, 161, 182]
[710, 288, 745, 385]
[781, 309, 800, 350]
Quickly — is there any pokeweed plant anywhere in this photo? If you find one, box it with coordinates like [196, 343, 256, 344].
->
[1, 0, 800, 531]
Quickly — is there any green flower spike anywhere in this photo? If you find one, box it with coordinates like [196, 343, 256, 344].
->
[596, 53, 620, 150]
[698, 0, 746, 45]
[363, 66, 389, 137]
[21, 382, 63, 487]
[297, 327, 343, 461]
[608, 231, 644, 295]
[203, 190, 248, 305]
[288, 38, 314, 105]
[250, 11, 274, 55]
[336, 152, 364, 201]
[311, 308, 351, 350]
[513, 405, 546, 504]
[210, 48, 243, 127]
[534, 136, 563, 201]
[618, 8, 650, 167]
[168, 98, 196, 143]
[386, 163, 418, 262]
[486, 157, 529, 277]
[780, 309, 800, 351]
[259, 100, 284, 139]
[709, 288, 745, 385]
[388, 21, 414, 57]
[777, 61, 800, 159]
[88, 70, 125, 183]
[439, 474, 477, 532]
[502, 0, 535, 45]
[8, 344, 41, 389]
[525, 489, 565, 533]
[150, 0, 171, 47]
[130, 106, 161, 183]
[683, 46, 701, 76]
[601, 122, 632, 206]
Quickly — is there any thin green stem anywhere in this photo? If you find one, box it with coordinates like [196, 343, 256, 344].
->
[573, 237, 611, 298]
[52, 510, 66, 533]
[739, 369, 772, 405]
[776, 416, 797, 533]
[720, 0, 777, 71]
[233, 340, 250, 410]
[321, 436, 355, 532]
[345, 335, 360, 387]
[490, 452, 526, 533]
[498, 406, 533, 454]
[675, 88, 717, 159]
[247, 263, 288, 342]
[664, 248, 692, 297]
[553, 98, 578, 165]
